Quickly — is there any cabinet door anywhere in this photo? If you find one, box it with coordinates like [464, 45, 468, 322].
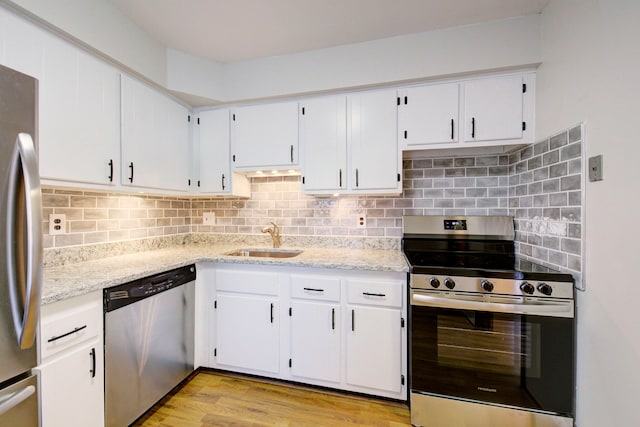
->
[216, 293, 279, 374]
[348, 90, 400, 192]
[198, 109, 231, 193]
[290, 301, 341, 383]
[39, 37, 120, 186]
[346, 305, 402, 393]
[121, 75, 190, 192]
[39, 341, 104, 427]
[231, 101, 298, 169]
[300, 96, 347, 192]
[398, 83, 459, 147]
[464, 75, 524, 142]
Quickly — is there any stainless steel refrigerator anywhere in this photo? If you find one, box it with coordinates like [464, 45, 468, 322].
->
[0, 63, 43, 426]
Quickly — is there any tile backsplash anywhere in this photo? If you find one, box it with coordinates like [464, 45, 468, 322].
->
[42, 124, 583, 281]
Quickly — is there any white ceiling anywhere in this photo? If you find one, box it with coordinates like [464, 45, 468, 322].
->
[108, 0, 549, 64]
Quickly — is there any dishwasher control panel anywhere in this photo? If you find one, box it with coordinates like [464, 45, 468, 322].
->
[104, 265, 196, 312]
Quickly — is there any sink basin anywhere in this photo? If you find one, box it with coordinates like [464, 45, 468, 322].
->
[224, 248, 303, 258]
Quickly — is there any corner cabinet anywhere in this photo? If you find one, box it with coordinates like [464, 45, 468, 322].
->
[231, 101, 299, 171]
[36, 291, 104, 427]
[196, 109, 250, 197]
[121, 74, 191, 193]
[202, 264, 407, 401]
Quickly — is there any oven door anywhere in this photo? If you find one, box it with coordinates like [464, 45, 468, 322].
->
[410, 290, 575, 417]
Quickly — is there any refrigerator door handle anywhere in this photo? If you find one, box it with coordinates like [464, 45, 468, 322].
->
[6, 133, 43, 350]
[0, 385, 36, 416]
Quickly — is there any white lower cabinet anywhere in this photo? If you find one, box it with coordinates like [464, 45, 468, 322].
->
[204, 264, 406, 400]
[36, 291, 104, 427]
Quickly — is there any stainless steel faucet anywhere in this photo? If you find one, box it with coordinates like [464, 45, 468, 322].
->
[262, 222, 281, 248]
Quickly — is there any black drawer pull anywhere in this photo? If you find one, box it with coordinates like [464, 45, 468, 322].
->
[108, 159, 113, 182]
[90, 347, 96, 378]
[471, 117, 476, 138]
[331, 308, 335, 330]
[351, 309, 355, 331]
[128, 162, 134, 183]
[47, 325, 87, 343]
[363, 292, 386, 297]
[451, 119, 454, 140]
[270, 303, 274, 323]
[303, 287, 324, 292]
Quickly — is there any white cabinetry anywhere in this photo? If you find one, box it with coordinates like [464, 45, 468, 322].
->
[348, 90, 401, 193]
[36, 291, 104, 427]
[121, 74, 191, 192]
[231, 101, 299, 170]
[39, 36, 120, 186]
[196, 109, 250, 196]
[398, 83, 459, 147]
[464, 74, 534, 144]
[346, 279, 404, 394]
[214, 269, 280, 374]
[289, 275, 341, 383]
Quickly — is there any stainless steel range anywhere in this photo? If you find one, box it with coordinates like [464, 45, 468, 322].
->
[404, 216, 575, 427]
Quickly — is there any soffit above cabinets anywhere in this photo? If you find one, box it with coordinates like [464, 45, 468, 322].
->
[108, 0, 549, 63]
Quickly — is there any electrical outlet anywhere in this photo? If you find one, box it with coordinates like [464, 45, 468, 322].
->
[203, 212, 216, 225]
[357, 215, 367, 229]
[588, 155, 603, 182]
[49, 214, 66, 235]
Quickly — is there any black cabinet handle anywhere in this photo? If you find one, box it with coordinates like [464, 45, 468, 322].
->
[351, 309, 355, 332]
[90, 347, 96, 378]
[331, 308, 335, 330]
[47, 325, 87, 343]
[363, 292, 386, 297]
[355, 169, 359, 187]
[128, 162, 134, 183]
[451, 119, 454, 140]
[471, 117, 476, 139]
[108, 159, 113, 182]
[221, 174, 226, 190]
[290, 145, 294, 163]
[339, 169, 343, 187]
[270, 303, 274, 323]
[303, 287, 324, 292]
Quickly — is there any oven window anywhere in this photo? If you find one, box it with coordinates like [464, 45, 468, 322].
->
[410, 305, 574, 416]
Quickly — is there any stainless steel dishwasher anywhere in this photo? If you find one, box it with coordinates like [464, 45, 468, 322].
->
[104, 264, 196, 427]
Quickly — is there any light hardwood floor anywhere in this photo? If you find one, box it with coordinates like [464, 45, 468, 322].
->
[134, 370, 411, 426]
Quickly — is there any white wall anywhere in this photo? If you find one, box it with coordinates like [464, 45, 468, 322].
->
[537, 1, 640, 426]
[166, 48, 225, 104]
[8, 0, 167, 85]
[220, 14, 541, 102]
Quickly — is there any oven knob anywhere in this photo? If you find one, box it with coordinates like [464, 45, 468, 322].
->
[481, 280, 494, 292]
[520, 282, 535, 295]
[429, 277, 441, 288]
[537, 283, 553, 296]
[444, 277, 456, 289]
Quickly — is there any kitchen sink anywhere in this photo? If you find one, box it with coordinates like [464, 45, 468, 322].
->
[224, 248, 303, 258]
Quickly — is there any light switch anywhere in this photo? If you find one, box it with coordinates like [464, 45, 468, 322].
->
[588, 155, 603, 182]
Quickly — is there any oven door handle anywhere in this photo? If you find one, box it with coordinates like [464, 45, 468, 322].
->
[411, 293, 574, 318]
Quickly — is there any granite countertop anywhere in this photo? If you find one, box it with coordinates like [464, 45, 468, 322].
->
[42, 243, 409, 304]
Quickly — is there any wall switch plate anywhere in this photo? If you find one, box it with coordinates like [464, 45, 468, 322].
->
[203, 212, 216, 225]
[49, 214, 66, 235]
[588, 155, 603, 182]
[357, 215, 367, 229]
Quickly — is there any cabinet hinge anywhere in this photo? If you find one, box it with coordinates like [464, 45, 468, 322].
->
[401, 375, 405, 386]
[523, 83, 527, 93]
[214, 348, 217, 357]
[522, 122, 527, 131]
[214, 300, 217, 309]
[396, 97, 400, 106]
[188, 115, 191, 122]
[401, 317, 405, 328]
[289, 307, 292, 316]
[397, 173, 401, 182]
[289, 358, 292, 368]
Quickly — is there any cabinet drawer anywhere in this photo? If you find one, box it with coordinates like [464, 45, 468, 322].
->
[291, 275, 340, 302]
[40, 293, 102, 361]
[347, 280, 403, 308]
[216, 269, 279, 296]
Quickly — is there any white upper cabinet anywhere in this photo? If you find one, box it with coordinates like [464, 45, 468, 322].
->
[231, 101, 299, 170]
[348, 89, 401, 193]
[121, 74, 191, 192]
[398, 83, 459, 147]
[464, 74, 532, 143]
[300, 95, 347, 193]
[39, 36, 120, 186]
[197, 109, 250, 196]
